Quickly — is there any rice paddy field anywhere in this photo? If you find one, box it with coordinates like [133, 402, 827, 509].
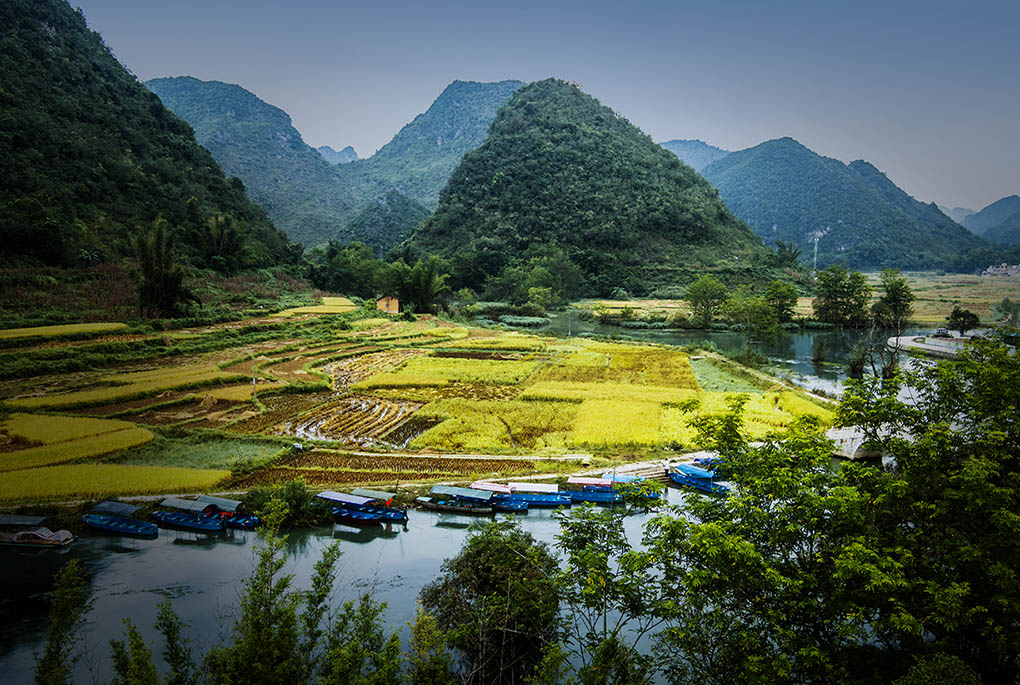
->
[0, 308, 835, 504]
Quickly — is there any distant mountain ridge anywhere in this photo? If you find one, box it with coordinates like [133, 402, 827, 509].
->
[334, 190, 430, 257]
[938, 205, 976, 224]
[0, 0, 293, 269]
[961, 195, 1020, 239]
[404, 79, 768, 295]
[147, 77, 522, 248]
[700, 137, 985, 269]
[317, 145, 358, 164]
[659, 139, 730, 172]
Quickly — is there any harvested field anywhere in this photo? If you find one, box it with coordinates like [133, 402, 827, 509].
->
[282, 451, 535, 473]
[227, 391, 336, 434]
[278, 396, 422, 446]
[322, 348, 425, 390]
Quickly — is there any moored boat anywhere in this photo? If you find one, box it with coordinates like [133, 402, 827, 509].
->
[351, 488, 409, 522]
[82, 501, 158, 538]
[667, 463, 730, 495]
[564, 476, 624, 504]
[197, 495, 260, 529]
[151, 499, 225, 532]
[415, 496, 494, 515]
[472, 481, 570, 508]
[491, 499, 529, 513]
[330, 506, 383, 526]
[0, 526, 75, 548]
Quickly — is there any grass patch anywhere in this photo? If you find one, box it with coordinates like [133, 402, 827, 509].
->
[105, 433, 284, 470]
[690, 357, 767, 393]
[0, 322, 127, 342]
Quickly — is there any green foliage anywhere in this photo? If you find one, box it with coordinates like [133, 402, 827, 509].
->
[404, 79, 768, 296]
[407, 605, 456, 685]
[658, 139, 729, 172]
[812, 264, 871, 327]
[684, 275, 728, 327]
[110, 619, 159, 685]
[134, 217, 199, 318]
[701, 138, 987, 269]
[389, 256, 451, 313]
[764, 279, 798, 322]
[0, 3, 294, 268]
[420, 519, 560, 684]
[723, 285, 778, 344]
[872, 268, 915, 334]
[320, 594, 403, 685]
[34, 559, 94, 685]
[945, 306, 979, 335]
[335, 190, 430, 258]
[155, 599, 197, 685]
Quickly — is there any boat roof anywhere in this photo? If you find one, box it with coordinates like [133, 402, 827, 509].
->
[197, 494, 242, 512]
[351, 488, 396, 503]
[0, 514, 46, 527]
[470, 481, 512, 494]
[16, 527, 73, 542]
[430, 485, 493, 502]
[316, 490, 374, 507]
[507, 482, 559, 493]
[160, 497, 219, 513]
[567, 476, 613, 487]
[91, 501, 142, 516]
[675, 463, 716, 479]
[601, 472, 644, 483]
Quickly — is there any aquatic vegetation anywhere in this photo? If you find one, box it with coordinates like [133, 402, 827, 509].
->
[0, 427, 155, 471]
[0, 463, 227, 502]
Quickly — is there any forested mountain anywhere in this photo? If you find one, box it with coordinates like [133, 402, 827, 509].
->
[700, 137, 985, 269]
[659, 139, 729, 172]
[333, 190, 430, 257]
[146, 77, 379, 246]
[0, 0, 294, 269]
[148, 77, 521, 248]
[317, 145, 358, 164]
[346, 80, 524, 209]
[403, 79, 768, 296]
[939, 205, 976, 224]
[961, 195, 1020, 236]
[982, 211, 1020, 245]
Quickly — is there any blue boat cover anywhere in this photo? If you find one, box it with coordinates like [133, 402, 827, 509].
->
[160, 497, 219, 514]
[197, 494, 242, 512]
[92, 501, 142, 516]
[674, 463, 717, 479]
[601, 472, 644, 483]
[431, 485, 494, 502]
[351, 488, 397, 503]
[317, 490, 374, 506]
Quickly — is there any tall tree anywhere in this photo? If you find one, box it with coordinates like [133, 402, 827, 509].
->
[134, 216, 198, 318]
[945, 306, 979, 336]
[765, 279, 799, 322]
[872, 268, 914, 336]
[685, 275, 729, 327]
[812, 264, 871, 327]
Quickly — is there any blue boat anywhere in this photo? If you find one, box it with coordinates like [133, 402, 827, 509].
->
[82, 501, 158, 538]
[330, 506, 383, 526]
[501, 492, 569, 508]
[492, 499, 529, 513]
[224, 514, 260, 530]
[567, 489, 624, 504]
[416, 486, 496, 515]
[151, 510, 224, 532]
[83, 513, 158, 538]
[602, 473, 662, 501]
[351, 488, 409, 522]
[667, 463, 730, 495]
[317, 490, 403, 523]
[195, 495, 260, 530]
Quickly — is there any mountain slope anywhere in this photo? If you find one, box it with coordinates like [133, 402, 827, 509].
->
[404, 79, 767, 295]
[317, 145, 358, 164]
[0, 0, 293, 268]
[342, 79, 524, 208]
[982, 211, 1020, 245]
[146, 77, 377, 246]
[961, 195, 1020, 236]
[334, 190, 430, 257]
[659, 139, 729, 172]
[701, 138, 985, 269]
[939, 205, 976, 224]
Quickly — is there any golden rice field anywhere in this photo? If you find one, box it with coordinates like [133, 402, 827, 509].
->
[449, 333, 548, 351]
[270, 296, 356, 317]
[0, 427, 155, 471]
[397, 356, 542, 385]
[0, 321, 128, 340]
[7, 364, 245, 409]
[0, 464, 228, 502]
[2, 412, 138, 443]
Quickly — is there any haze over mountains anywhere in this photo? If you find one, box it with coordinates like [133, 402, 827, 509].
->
[403, 79, 767, 294]
[317, 145, 358, 165]
[960, 195, 1020, 245]
[658, 139, 730, 172]
[687, 137, 985, 269]
[148, 77, 522, 249]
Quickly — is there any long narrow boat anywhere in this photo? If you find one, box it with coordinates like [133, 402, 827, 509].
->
[0, 526, 75, 548]
[667, 463, 730, 495]
[318, 490, 400, 523]
[471, 481, 568, 508]
[83, 501, 158, 538]
[330, 506, 383, 526]
[564, 476, 624, 504]
[415, 496, 494, 515]
[151, 510, 225, 532]
[196, 495, 261, 530]
[351, 488, 409, 522]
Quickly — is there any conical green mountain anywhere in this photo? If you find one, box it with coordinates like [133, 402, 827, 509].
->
[0, 0, 293, 269]
[961, 195, 1020, 237]
[334, 190, 430, 257]
[404, 79, 767, 295]
[701, 137, 985, 269]
[659, 139, 730, 172]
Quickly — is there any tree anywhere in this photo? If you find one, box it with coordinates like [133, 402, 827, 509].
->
[34, 559, 94, 685]
[419, 519, 560, 684]
[764, 279, 798, 322]
[320, 594, 402, 685]
[684, 275, 728, 328]
[724, 286, 778, 361]
[812, 264, 871, 327]
[388, 256, 451, 314]
[945, 306, 979, 336]
[773, 240, 803, 269]
[134, 216, 198, 318]
[872, 268, 914, 336]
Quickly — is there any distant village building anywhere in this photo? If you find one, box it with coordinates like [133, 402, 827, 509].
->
[982, 263, 1020, 277]
[376, 295, 401, 314]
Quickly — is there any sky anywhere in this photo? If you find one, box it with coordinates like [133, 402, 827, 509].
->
[72, 0, 1019, 212]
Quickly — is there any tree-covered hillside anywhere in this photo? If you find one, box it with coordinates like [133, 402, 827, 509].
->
[344, 80, 525, 209]
[146, 77, 381, 247]
[701, 137, 986, 269]
[333, 190, 430, 257]
[982, 210, 1020, 245]
[961, 195, 1020, 237]
[659, 139, 729, 172]
[0, 0, 294, 269]
[317, 145, 358, 165]
[403, 79, 768, 295]
[939, 205, 976, 224]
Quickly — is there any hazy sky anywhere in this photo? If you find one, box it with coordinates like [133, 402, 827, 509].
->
[73, 0, 1018, 211]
